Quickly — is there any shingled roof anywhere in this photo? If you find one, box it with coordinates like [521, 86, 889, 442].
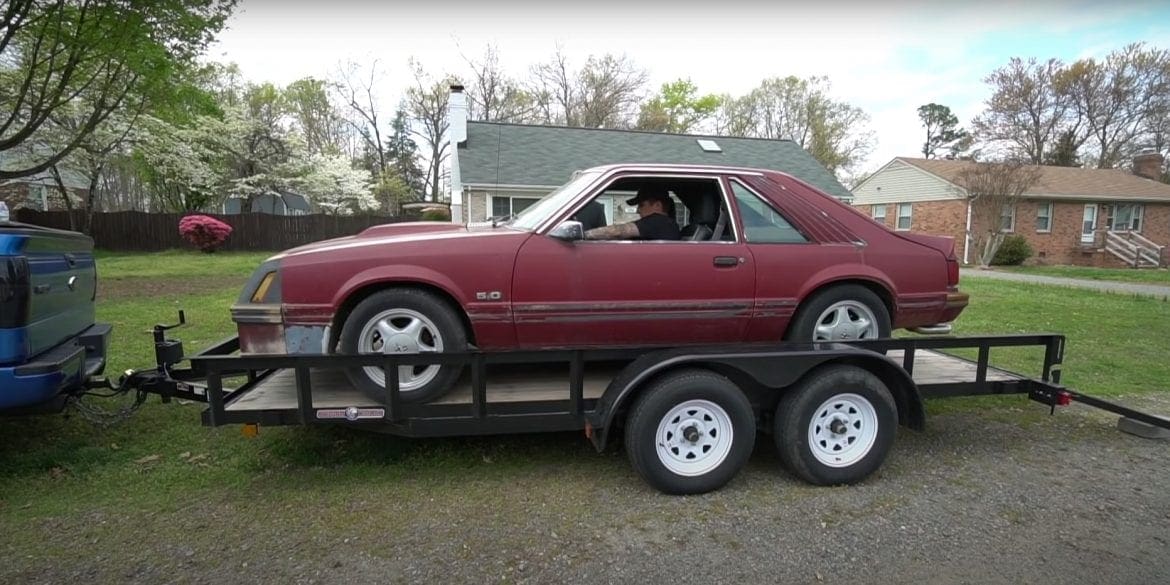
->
[458, 121, 853, 200]
[899, 157, 1170, 202]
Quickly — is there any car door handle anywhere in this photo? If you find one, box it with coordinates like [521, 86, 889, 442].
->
[713, 256, 739, 267]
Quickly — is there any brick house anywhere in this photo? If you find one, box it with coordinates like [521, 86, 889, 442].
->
[0, 152, 89, 213]
[851, 155, 1170, 267]
[445, 86, 852, 226]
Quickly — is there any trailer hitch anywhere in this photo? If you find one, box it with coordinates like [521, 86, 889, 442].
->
[1029, 386, 1170, 437]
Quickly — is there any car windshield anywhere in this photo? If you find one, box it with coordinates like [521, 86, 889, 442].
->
[507, 171, 600, 231]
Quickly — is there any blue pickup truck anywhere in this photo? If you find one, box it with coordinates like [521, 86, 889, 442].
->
[1, 219, 110, 414]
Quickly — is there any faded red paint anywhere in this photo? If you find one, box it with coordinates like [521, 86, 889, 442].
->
[238, 166, 967, 352]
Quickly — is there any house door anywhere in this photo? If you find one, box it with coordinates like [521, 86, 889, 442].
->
[1081, 204, 1097, 245]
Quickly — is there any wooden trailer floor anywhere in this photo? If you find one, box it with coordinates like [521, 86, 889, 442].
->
[223, 349, 1024, 412]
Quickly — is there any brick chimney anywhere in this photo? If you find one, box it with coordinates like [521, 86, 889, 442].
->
[448, 85, 467, 223]
[1132, 151, 1165, 180]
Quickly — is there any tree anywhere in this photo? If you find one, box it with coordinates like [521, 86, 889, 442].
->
[0, 0, 236, 180]
[636, 79, 721, 133]
[714, 76, 874, 176]
[284, 77, 347, 156]
[1043, 129, 1081, 167]
[528, 48, 648, 128]
[406, 59, 455, 202]
[334, 60, 391, 179]
[972, 58, 1070, 164]
[952, 161, 1042, 267]
[1057, 43, 1170, 169]
[917, 103, 968, 159]
[295, 153, 375, 214]
[462, 44, 538, 123]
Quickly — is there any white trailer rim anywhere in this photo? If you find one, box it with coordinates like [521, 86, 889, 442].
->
[807, 393, 879, 468]
[655, 399, 734, 477]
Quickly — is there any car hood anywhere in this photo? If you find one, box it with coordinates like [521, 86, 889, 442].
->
[270, 221, 516, 259]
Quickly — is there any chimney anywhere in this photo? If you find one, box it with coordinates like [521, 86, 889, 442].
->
[448, 85, 467, 223]
[1132, 151, 1165, 181]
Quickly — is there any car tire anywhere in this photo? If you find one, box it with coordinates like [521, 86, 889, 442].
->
[338, 288, 467, 404]
[624, 369, 756, 495]
[787, 284, 891, 342]
[773, 365, 897, 486]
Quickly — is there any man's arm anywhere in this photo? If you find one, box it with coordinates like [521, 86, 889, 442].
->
[584, 222, 640, 240]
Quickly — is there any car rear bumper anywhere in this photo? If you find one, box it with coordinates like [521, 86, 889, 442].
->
[0, 323, 110, 411]
[908, 292, 969, 335]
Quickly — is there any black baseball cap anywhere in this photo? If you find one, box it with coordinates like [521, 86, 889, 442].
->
[626, 187, 670, 207]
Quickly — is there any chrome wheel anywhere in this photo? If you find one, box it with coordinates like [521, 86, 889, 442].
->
[813, 300, 879, 341]
[357, 308, 443, 392]
[807, 393, 879, 468]
[655, 399, 734, 477]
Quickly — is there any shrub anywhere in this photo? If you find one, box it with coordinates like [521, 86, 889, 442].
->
[421, 207, 450, 222]
[991, 234, 1032, 266]
[178, 214, 233, 253]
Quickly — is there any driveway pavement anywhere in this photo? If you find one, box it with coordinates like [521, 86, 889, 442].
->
[961, 268, 1170, 299]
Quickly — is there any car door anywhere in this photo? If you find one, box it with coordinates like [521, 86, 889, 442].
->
[510, 175, 756, 348]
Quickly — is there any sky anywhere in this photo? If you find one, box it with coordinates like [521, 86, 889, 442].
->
[209, 0, 1170, 181]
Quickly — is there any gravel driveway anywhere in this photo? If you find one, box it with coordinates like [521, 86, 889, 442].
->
[4, 393, 1168, 585]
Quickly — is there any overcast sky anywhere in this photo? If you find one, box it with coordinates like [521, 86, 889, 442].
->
[209, 0, 1170, 180]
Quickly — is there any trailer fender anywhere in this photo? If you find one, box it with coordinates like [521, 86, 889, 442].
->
[586, 345, 924, 451]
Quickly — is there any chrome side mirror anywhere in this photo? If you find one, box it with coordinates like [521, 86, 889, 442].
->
[549, 220, 584, 242]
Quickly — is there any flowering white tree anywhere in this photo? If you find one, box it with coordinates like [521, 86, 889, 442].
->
[296, 153, 376, 214]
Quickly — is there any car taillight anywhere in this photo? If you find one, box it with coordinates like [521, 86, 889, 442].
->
[946, 258, 959, 288]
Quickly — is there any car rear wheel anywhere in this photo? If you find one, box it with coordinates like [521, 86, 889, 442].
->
[787, 285, 891, 342]
[338, 288, 466, 404]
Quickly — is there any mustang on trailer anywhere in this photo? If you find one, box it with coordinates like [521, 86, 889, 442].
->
[232, 164, 968, 402]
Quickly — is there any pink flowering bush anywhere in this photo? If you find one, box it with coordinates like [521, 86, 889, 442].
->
[178, 214, 233, 253]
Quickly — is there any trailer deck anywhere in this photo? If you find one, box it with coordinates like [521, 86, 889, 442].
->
[225, 349, 1023, 413]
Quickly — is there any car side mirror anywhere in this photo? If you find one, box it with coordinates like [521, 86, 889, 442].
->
[549, 220, 585, 242]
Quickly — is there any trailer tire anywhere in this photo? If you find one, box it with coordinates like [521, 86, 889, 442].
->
[773, 365, 896, 486]
[624, 369, 755, 495]
[338, 288, 466, 404]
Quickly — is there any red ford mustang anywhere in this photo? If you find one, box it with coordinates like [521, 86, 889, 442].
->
[232, 164, 968, 402]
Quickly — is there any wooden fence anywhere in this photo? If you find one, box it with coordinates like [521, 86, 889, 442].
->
[13, 210, 421, 251]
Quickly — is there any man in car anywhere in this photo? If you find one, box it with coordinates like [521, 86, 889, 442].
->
[584, 187, 681, 240]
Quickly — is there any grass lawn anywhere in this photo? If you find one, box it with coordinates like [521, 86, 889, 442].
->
[996, 264, 1170, 285]
[1, 251, 1168, 540]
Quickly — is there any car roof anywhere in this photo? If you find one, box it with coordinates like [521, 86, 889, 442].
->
[581, 162, 784, 177]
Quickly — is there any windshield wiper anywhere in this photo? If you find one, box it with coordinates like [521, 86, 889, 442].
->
[490, 214, 515, 228]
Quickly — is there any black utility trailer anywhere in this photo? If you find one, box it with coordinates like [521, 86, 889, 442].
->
[114, 316, 1170, 495]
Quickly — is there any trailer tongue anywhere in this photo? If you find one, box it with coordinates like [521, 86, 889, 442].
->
[84, 313, 1169, 494]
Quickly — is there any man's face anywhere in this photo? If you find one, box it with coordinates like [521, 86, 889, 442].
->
[637, 198, 664, 218]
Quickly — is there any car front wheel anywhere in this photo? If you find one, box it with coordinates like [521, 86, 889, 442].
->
[338, 288, 467, 404]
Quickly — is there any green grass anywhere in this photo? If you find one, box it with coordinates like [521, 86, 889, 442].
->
[2, 251, 1169, 546]
[996, 264, 1170, 285]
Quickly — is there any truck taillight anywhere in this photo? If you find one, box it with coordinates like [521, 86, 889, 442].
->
[946, 258, 959, 288]
[0, 256, 30, 327]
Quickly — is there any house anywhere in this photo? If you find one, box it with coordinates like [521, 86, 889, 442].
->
[851, 155, 1170, 267]
[445, 86, 852, 226]
[0, 152, 90, 212]
[221, 190, 311, 215]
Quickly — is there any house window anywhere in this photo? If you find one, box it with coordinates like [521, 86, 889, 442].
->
[490, 195, 540, 219]
[1035, 201, 1052, 232]
[871, 204, 887, 223]
[896, 203, 912, 230]
[1109, 204, 1143, 232]
[1000, 204, 1016, 232]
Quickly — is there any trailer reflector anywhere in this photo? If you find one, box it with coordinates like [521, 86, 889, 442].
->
[1057, 391, 1072, 406]
[242, 423, 259, 437]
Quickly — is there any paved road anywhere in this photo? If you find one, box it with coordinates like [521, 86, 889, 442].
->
[961, 268, 1170, 299]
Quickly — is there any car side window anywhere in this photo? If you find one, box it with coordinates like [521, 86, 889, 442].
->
[729, 181, 808, 244]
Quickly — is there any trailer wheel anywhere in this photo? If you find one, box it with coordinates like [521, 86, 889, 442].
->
[624, 369, 755, 495]
[773, 365, 896, 486]
[338, 288, 466, 404]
